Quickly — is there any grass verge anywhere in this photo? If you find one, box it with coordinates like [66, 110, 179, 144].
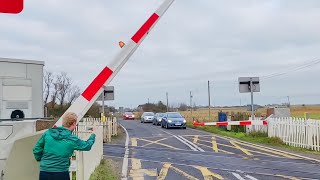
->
[89, 159, 118, 180]
[187, 123, 320, 155]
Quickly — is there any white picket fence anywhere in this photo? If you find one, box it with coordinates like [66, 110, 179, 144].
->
[70, 117, 118, 180]
[268, 117, 320, 151]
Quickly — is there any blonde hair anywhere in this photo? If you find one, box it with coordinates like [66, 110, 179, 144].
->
[62, 112, 77, 127]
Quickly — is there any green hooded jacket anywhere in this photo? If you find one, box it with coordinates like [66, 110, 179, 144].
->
[33, 126, 96, 172]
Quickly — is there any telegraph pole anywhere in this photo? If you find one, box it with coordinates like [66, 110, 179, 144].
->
[190, 91, 193, 115]
[287, 96, 290, 107]
[166, 92, 169, 112]
[208, 81, 211, 121]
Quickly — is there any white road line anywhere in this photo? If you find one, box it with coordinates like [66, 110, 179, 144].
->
[119, 123, 129, 180]
[178, 135, 205, 152]
[246, 175, 258, 180]
[174, 135, 198, 151]
[232, 173, 246, 180]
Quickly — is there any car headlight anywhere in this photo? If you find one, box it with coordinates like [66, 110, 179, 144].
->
[183, 120, 186, 123]
[168, 120, 172, 123]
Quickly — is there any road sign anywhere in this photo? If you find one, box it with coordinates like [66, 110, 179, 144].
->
[97, 86, 114, 101]
[239, 77, 260, 93]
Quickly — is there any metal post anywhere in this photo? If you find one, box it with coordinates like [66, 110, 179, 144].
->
[166, 92, 169, 112]
[208, 81, 211, 121]
[287, 96, 290, 107]
[190, 91, 193, 115]
[102, 91, 105, 116]
[250, 78, 254, 120]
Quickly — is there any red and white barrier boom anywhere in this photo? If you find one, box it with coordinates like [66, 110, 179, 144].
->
[193, 120, 268, 127]
[54, 0, 175, 127]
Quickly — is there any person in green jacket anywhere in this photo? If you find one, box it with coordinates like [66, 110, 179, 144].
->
[33, 112, 96, 180]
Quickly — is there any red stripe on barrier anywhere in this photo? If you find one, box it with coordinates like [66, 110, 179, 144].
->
[82, 67, 113, 101]
[216, 122, 228, 126]
[131, 13, 159, 43]
[239, 121, 252, 126]
[193, 122, 205, 126]
[263, 121, 268, 125]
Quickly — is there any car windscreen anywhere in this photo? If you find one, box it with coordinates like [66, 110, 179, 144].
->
[145, 113, 154, 116]
[125, 112, 133, 115]
[158, 113, 165, 117]
[167, 113, 183, 118]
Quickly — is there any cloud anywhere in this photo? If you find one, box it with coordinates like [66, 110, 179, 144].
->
[1, 0, 320, 108]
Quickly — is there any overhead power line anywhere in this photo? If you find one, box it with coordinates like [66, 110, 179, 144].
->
[261, 59, 320, 80]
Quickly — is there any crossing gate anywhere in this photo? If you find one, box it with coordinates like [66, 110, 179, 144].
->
[193, 120, 268, 126]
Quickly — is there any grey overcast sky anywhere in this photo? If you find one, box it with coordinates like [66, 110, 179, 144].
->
[1, 0, 320, 108]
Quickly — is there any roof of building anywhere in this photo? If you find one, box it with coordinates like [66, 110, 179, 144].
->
[0, 57, 45, 65]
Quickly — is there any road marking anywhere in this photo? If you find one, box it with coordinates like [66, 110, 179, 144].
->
[193, 135, 199, 144]
[195, 166, 224, 180]
[232, 173, 246, 180]
[131, 138, 138, 147]
[178, 135, 205, 152]
[230, 141, 253, 156]
[235, 141, 298, 159]
[195, 142, 235, 154]
[106, 155, 310, 180]
[157, 163, 171, 180]
[119, 123, 129, 180]
[131, 158, 141, 170]
[211, 137, 218, 153]
[141, 137, 168, 147]
[174, 135, 198, 151]
[275, 175, 301, 180]
[246, 175, 258, 180]
[170, 165, 199, 180]
[138, 138, 181, 150]
[130, 158, 157, 179]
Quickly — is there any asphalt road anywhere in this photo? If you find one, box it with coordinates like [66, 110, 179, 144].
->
[104, 119, 320, 180]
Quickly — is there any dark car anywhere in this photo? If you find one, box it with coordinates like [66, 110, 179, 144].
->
[153, 113, 166, 126]
[161, 112, 187, 129]
[123, 112, 135, 120]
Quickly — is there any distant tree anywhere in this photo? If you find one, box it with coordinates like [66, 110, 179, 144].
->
[67, 85, 80, 106]
[57, 72, 72, 105]
[178, 103, 188, 111]
[43, 71, 53, 104]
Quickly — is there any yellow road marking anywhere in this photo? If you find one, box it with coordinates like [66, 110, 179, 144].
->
[141, 137, 168, 147]
[157, 163, 171, 180]
[196, 142, 234, 154]
[194, 166, 224, 180]
[235, 141, 299, 159]
[138, 138, 181, 150]
[170, 165, 199, 180]
[132, 158, 141, 170]
[211, 137, 218, 153]
[130, 158, 157, 179]
[275, 175, 301, 180]
[193, 135, 199, 144]
[197, 139, 278, 157]
[230, 140, 253, 156]
[131, 138, 138, 147]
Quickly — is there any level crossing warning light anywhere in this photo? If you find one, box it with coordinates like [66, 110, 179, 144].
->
[119, 41, 125, 48]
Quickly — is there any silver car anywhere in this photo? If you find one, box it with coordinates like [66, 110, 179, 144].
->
[153, 113, 166, 126]
[161, 112, 187, 129]
[141, 112, 155, 123]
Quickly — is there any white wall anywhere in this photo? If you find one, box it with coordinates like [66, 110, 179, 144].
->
[0, 58, 44, 119]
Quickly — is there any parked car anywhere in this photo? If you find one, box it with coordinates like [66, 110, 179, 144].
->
[161, 112, 186, 129]
[123, 112, 135, 120]
[153, 113, 166, 126]
[141, 112, 155, 123]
